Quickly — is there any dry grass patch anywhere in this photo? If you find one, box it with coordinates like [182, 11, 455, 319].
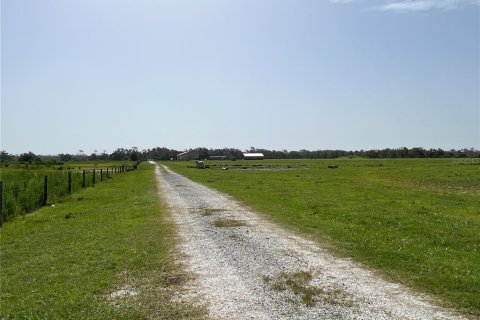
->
[264, 270, 355, 307]
[320, 285, 355, 307]
[201, 208, 225, 216]
[213, 218, 247, 228]
[265, 271, 320, 306]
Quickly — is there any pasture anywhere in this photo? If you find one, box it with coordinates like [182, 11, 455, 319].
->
[0, 163, 203, 319]
[0, 161, 134, 222]
[165, 158, 480, 316]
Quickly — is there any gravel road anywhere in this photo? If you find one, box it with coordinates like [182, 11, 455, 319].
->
[152, 162, 465, 320]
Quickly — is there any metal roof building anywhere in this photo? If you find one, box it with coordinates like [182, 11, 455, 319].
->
[243, 153, 264, 160]
[208, 156, 228, 160]
[177, 150, 200, 161]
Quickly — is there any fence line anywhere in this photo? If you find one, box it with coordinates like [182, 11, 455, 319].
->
[0, 165, 138, 226]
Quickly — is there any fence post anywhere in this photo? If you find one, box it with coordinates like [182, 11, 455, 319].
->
[43, 176, 48, 206]
[106, 168, 109, 178]
[0, 181, 3, 226]
[93, 169, 96, 184]
[68, 171, 72, 194]
[82, 170, 86, 188]
[100, 169, 103, 181]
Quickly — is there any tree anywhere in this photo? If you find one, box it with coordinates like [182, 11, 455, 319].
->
[0, 150, 14, 162]
[98, 150, 109, 160]
[110, 148, 128, 160]
[58, 153, 73, 161]
[129, 147, 140, 161]
[18, 152, 37, 163]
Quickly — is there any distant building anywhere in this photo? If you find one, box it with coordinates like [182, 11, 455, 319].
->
[243, 153, 264, 160]
[177, 150, 200, 161]
[208, 156, 227, 160]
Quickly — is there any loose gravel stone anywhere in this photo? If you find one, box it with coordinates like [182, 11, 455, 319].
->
[152, 162, 466, 320]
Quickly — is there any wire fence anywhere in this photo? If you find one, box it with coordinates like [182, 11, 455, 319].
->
[0, 165, 137, 226]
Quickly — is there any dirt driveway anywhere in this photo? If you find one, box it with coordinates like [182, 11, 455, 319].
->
[152, 162, 465, 320]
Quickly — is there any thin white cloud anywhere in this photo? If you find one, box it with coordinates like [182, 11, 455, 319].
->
[380, 1, 434, 11]
[329, 0, 359, 3]
[329, 0, 480, 12]
[329, 0, 365, 3]
[378, 0, 480, 12]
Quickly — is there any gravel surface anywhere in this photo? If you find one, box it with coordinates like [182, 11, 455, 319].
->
[152, 162, 466, 320]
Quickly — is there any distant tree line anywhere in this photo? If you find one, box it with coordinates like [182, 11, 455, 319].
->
[240, 147, 479, 159]
[1, 146, 479, 164]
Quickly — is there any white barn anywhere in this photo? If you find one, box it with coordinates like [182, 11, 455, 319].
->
[243, 153, 264, 160]
[177, 150, 200, 161]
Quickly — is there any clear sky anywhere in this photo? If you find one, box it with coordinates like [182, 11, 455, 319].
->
[1, 0, 479, 155]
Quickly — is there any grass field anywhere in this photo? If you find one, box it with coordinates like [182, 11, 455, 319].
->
[0, 163, 205, 319]
[0, 161, 134, 221]
[1, 161, 134, 170]
[165, 158, 480, 316]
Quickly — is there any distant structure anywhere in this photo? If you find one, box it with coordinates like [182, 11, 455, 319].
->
[243, 153, 264, 160]
[195, 160, 206, 169]
[177, 150, 200, 161]
[208, 156, 227, 160]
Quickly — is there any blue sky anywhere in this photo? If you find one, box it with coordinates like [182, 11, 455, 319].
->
[1, 0, 479, 154]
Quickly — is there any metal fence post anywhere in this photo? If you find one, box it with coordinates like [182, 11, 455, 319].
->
[92, 169, 96, 185]
[82, 170, 86, 188]
[100, 169, 103, 181]
[43, 176, 48, 206]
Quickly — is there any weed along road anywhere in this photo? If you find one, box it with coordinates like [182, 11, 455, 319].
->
[151, 162, 465, 320]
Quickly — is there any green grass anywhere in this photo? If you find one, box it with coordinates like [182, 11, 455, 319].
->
[165, 158, 480, 316]
[1, 160, 134, 170]
[0, 163, 205, 319]
[1, 161, 134, 221]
